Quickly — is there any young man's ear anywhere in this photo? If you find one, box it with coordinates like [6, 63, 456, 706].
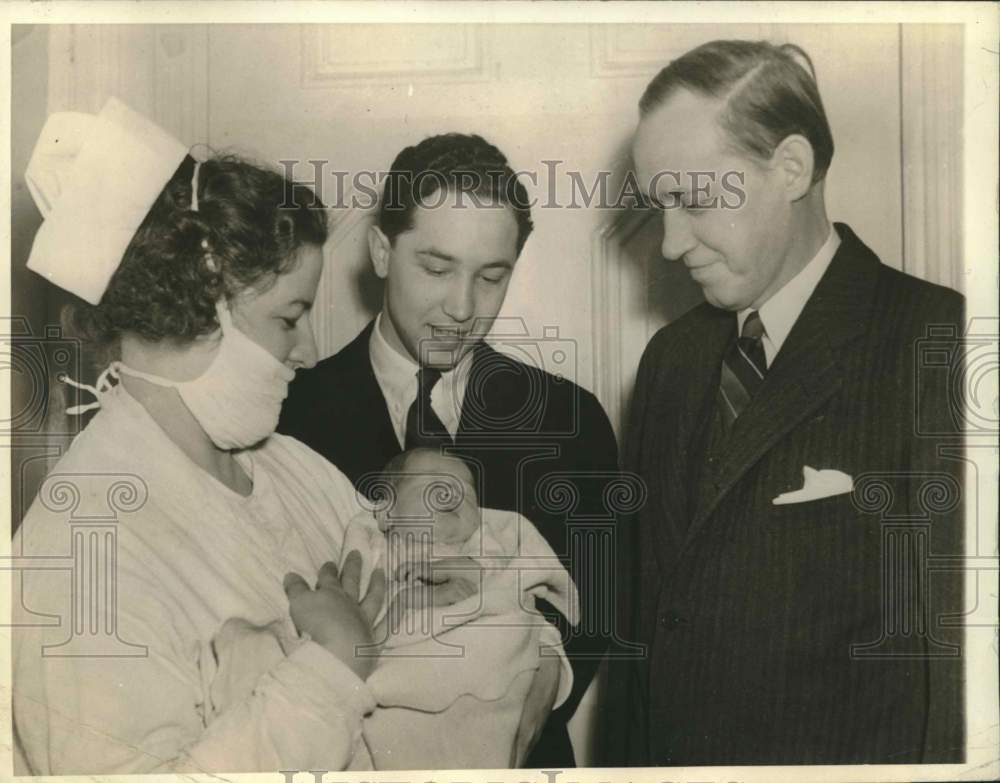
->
[772, 134, 815, 202]
[368, 224, 392, 279]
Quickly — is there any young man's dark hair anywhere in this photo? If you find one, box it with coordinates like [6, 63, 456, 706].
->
[377, 133, 534, 254]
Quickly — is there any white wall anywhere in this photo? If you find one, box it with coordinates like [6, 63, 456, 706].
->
[43, 22, 963, 426]
[198, 23, 959, 435]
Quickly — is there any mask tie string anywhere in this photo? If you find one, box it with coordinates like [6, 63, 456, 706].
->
[190, 160, 202, 212]
[60, 364, 120, 416]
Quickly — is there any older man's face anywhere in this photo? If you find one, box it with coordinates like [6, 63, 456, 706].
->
[632, 89, 795, 312]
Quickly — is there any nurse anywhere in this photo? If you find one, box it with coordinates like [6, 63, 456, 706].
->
[13, 98, 391, 773]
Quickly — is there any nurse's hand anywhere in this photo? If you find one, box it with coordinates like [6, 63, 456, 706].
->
[283, 552, 385, 679]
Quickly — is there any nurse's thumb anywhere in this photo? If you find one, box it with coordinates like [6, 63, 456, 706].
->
[283, 572, 310, 601]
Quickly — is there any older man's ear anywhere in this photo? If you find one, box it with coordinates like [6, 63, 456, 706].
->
[772, 133, 816, 202]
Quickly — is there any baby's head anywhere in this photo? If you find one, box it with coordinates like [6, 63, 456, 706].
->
[377, 449, 480, 546]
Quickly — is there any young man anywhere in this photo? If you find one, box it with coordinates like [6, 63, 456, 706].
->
[610, 40, 965, 766]
[279, 133, 619, 767]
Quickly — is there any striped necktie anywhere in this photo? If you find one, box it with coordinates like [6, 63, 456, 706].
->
[718, 311, 767, 427]
[405, 367, 454, 450]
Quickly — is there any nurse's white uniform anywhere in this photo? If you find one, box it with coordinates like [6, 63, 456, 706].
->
[13, 383, 373, 774]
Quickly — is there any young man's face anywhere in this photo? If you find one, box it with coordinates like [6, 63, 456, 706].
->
[632, 89, 796, 312]
[370, 188, 519, 370]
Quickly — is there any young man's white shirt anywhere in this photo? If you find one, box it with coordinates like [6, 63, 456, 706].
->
[369, 312, 473, 447]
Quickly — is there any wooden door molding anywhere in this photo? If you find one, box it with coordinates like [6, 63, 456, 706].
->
[301, 24, 491, 87]
[48, 25, 209, 146]
[900, 24, 964, 291]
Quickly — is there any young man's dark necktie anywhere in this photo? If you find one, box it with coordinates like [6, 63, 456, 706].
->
[404, 367, 454, 450]
[718, 310, 768, 428]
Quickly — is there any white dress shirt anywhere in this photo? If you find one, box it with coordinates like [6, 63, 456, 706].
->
[738, 224, 841, 368]
[369, 313, 472, 448]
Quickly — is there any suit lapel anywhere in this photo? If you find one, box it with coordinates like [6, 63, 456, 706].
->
[687, 223, 880, 535]
[654, 308, 733, 557]
[456, 342, 523, 437]
[456, 343, 486, 438]
[348, 321, 404, 468]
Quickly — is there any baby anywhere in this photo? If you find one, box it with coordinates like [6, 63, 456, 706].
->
[350, 448, 506, 623]
[207, 448, 577, 770]
[337, 449, 577, 769]
[377, 448, 481, 545]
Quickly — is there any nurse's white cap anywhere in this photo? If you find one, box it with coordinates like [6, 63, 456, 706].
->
[25, 97, 189, 305]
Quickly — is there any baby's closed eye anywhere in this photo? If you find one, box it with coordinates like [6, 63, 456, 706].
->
[430, 575, 479, 606]
[395, 556, 481, 584]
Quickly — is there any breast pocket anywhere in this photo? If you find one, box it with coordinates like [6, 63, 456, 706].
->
[763, 489, 865, 532]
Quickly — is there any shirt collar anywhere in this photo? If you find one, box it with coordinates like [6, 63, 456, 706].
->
[369, 311, 420, 410]
[368, 312, 474, 441]
[738, 223, 841, 358]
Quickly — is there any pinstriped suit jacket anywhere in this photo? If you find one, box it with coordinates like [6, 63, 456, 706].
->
[607, 223, 965, 765]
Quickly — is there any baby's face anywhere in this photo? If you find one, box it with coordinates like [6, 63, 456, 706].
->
[381, 452, 480, 545]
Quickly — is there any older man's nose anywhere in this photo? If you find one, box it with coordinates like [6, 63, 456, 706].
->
[660, 208, 698, 262]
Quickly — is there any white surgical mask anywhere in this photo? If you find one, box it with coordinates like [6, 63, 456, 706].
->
[67, 300, 294, 450]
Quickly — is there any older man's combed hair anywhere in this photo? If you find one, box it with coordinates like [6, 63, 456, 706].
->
[640, 40, 835, 183]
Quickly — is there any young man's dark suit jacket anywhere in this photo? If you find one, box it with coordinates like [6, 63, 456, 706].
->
[606, 223, 965, 766]
[278, 323, 620, 767]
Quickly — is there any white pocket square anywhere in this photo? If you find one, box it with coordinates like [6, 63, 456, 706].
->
[772, 465, 853, 505]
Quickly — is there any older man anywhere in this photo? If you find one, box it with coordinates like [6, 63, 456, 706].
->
[610, 40, 965, 765]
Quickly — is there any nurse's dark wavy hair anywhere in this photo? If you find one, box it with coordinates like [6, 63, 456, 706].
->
[69, 154, 328, 344]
